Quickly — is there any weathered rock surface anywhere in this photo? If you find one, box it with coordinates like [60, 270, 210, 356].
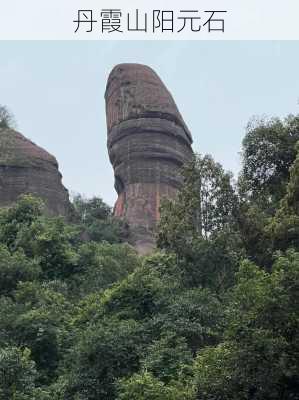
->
[105, 63, 193, 254]
[0, 127, 71, 216]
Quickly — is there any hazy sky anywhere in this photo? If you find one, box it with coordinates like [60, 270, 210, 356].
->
[0, 41, 298, 206]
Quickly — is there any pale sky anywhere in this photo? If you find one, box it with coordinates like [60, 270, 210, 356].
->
[0, 41, 298, 205]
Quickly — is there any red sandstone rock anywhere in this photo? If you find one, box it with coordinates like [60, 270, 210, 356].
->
[105, 63, 193, 254]
[0, 127, 71, 216]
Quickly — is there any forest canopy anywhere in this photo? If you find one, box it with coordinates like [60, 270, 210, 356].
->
[0, 114, 298, 399]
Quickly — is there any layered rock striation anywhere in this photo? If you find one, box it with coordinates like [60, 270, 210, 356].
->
[105, 63, 193, 253]
[0, 127, 71, 216]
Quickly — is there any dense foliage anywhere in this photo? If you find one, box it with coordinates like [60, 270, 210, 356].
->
[0, 114, 298, 399]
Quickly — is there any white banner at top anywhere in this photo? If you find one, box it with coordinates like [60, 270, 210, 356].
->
[0, 0, 298, 40]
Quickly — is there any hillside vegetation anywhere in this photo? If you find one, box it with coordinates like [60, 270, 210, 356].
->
[0, 115, 298, 399]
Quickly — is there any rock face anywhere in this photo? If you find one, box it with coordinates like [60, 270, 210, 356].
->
[105, 63, 193, 254]
[0, 127, 71, 216]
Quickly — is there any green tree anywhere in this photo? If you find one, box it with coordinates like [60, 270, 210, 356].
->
[63, 318, 143, 400]
[141, 334, 193, 383]
[10, 281, 73, 385]
[0, 347, 37, 400]
[151, 287, 223, 355]
[235, 115, 299, 266]
[235, 202, 272, 267]
[72, 194, 129, 244]
[15, 216, 80, 280]
[0, 245, 40, 296]
[0, 195, 44, 250]
[193, 252, 299, 400]
[267, 142, 299, 252]
[73, 194, 112, 223]
[158, 154, 237, 252]
[99, 262, 180, 322]
[239, 115, 299, 212]
[118, 371, 194, 400]
[157, 155, 240, 290]
[71, 242, 139, 295]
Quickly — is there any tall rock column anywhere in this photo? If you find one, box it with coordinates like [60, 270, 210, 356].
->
[0, 127, 71, 217]
[105, 63, 193, 254]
